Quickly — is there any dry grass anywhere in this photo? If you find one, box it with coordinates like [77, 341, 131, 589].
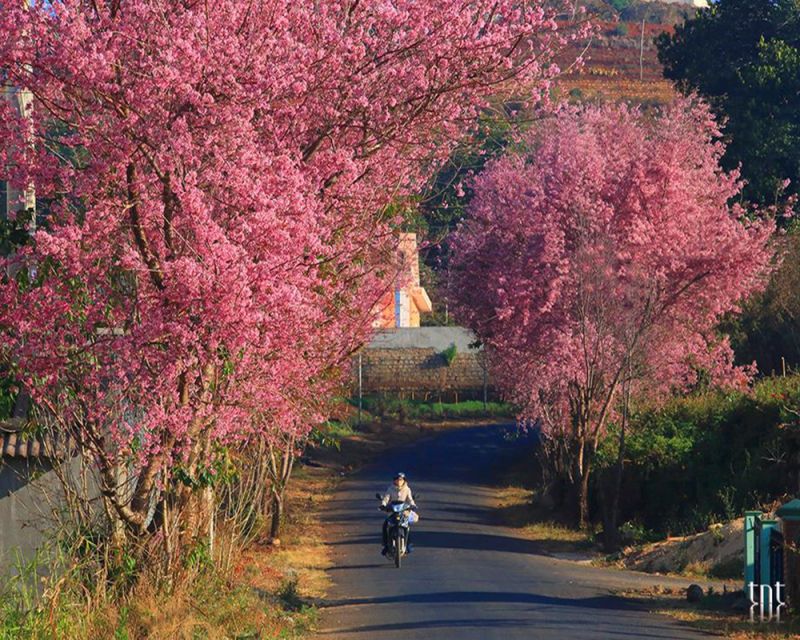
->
[495, 486, 596, 556]
[269, 467, 337, 600]
[117, 462, 342, 639]
[553, 22, 679, 106]
[615, 586, 800, 639]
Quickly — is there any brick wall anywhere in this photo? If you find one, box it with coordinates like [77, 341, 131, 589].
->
[354, 327, 491, 398]
[358, 347, 486, 394]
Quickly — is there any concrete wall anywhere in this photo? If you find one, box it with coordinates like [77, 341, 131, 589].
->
[368, 327, 480, 352]
[0, 458, 58, 571]
[0, 456, 97, 573]
[356, 327, 490, 398]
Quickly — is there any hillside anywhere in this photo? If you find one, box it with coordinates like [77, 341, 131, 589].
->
[554, 0, 697, 105]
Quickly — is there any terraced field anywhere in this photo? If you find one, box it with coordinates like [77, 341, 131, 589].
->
[556, 20, 678, 105]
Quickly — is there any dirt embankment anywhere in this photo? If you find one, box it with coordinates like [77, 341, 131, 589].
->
[618, 520, 744, 580]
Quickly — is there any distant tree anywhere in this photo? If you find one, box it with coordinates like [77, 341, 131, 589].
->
[448, 100, 774, 527]
[608, 0, 632, 13]
[408, 109, 519, 325]
[416, 111, 516, 268]
[722, 227, 800, 374]
[657, 0, 800, 206]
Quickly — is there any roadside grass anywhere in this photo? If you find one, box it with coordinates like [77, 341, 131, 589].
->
[0, 417, 491, 639]
[495, 486, 596, 556]
[615, 586, 800, 639]
[0, 469, 331, 640]
[268, 465, 335, 600]
[352, 396, 515, 422]
[0, 541, 320, 640]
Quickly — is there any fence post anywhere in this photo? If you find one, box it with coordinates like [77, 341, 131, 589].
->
[483, 361, 488, 410]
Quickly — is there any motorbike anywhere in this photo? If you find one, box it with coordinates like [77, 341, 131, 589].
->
[376, 493, 416, 568]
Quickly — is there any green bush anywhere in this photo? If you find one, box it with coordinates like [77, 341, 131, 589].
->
[607, 0, 631, 12]
[0, 375, 17, 420]
[568, 87, 584, 102]
[440, 343, 458, 366]
[595, 375, 800, 537]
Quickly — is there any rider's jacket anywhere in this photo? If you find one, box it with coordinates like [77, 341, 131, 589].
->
[380, 484, 416, 508]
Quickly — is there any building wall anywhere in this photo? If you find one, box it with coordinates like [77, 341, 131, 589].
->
[356, 327, 490, 397]
[1, 84, 35, 221]
[0, 458, 57, 572]
[372, 233, 431, 329]
[0, 456, 99, 573]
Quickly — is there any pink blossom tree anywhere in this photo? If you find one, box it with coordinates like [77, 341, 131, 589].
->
[0, 0, 579, 549]
[448, 100, 775, 526]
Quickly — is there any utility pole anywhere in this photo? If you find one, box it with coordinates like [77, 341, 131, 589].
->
[639, 17, 646, 82]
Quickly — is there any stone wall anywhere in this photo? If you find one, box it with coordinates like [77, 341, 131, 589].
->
[355, 327, 490, 398]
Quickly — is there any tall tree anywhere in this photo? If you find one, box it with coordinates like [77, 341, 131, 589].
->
[657, 0, 800, 206]
[0, 0, 577, 550]
[448, 100, 774, 526]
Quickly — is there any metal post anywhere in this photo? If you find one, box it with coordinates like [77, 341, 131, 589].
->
[483, 360, 488, 410]
[745, 511, 762, 594]
[760, 519, 779, 593]
[357, 352, 363, 427]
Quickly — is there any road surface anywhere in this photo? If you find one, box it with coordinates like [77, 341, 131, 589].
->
[319, 425, 715, 639]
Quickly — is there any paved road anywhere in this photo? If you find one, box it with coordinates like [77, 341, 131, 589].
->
[318, 425, 717, 639]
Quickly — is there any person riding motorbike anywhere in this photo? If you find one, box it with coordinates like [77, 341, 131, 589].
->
[379, 472, 418, 555]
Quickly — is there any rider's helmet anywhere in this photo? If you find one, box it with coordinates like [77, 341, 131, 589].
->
[394, 472, 406, 481]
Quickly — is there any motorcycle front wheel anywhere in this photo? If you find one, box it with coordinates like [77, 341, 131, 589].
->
[394, 529, 402, 568]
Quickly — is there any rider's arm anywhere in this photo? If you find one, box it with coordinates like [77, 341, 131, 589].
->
[406, 487, 416, 508]
[381, 486, 392, 507]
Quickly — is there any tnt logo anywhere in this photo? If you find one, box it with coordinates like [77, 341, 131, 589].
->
[748, 582, 786, 622]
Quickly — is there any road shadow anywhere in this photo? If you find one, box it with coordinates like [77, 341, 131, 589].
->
[329, 529, 548, 556]
[326, 563, 386, 572]
[321, 589, 638, 611]
[320, 616, 691, 639]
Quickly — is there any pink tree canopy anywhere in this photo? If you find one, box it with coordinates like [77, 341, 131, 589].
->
[0, 0, 577, 532]
[448, 99, 775, 522]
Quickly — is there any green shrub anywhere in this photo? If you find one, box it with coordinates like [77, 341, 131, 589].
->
[353, 396, 515, 421]
[607, 0, 631, 12]
[0, 375, 17, 420]
[595, 374, 800, 537]
[310, 420, 355, 449]
[440, 343, 458, 366]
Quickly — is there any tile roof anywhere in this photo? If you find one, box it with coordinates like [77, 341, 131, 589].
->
[0, 419, 76, 459]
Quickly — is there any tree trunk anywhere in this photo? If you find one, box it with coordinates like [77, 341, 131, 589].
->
[578, 461, 591, 529]
[604, 360, 631, 551]
[604, 414, 626, 551]
[270, 490, 283, 540]
[266, 433, 298, 541]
